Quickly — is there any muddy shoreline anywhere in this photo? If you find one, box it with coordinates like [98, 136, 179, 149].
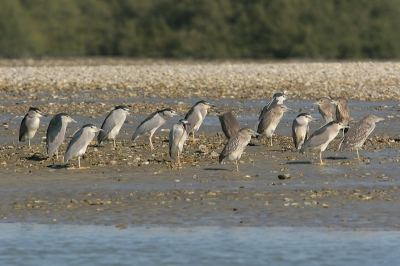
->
[0, 60, 399, 229]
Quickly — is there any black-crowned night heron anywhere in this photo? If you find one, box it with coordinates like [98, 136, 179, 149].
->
[184, 100, 215, 142]
[256, 93, 289, 128]
[19, 107, 46, 148]
[97, 105, 131, 147]
[314, 97, 336, 123]
[217, 110, 240, 139]
[132, 108, 178, 150]
[333, 97, 351, 135]
[339, 115, 384, 160]
[64, 124, 102, 169]
[300, 121, 348, 165]
[292, 113, 317, 150]
[219, 127, 258, 171]
[46, 113, 76, 160]
[169, 119, 190, 165]
[257, 104, 291, 146]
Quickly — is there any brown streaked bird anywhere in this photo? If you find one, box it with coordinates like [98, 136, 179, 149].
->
[219, 127, 258, 171]
[257, 104, 291, 146]
[314, 97, 336, 123]
[333, 97, 351, 136]
[339, 115, 385, 161]
[300, 121, 349, 165]
[217, 110, 240, 139]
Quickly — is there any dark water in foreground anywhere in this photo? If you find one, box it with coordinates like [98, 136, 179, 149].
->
[0, 223, 399, 266]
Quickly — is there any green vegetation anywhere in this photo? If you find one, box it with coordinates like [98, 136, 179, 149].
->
[1, 0, 400, 59]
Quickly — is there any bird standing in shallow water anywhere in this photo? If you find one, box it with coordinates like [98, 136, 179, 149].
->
[257, 104, 291, 146]
[19, 107, 46, 148]
[98, 105, 131, 147]
[184, 100, 215, 142]
[219, 127, 258, 171]
[339, 115, 384, 161]
[64, 124, 102, 169]
[217, 110, 240, 139]
[314, 97, 336, 123]
[132, 108, 178, 150]
[169, 119, 190, 165]
[300, 121, 348, 165]
[292, 113, 317, 150]
[46, 113, 76, 160]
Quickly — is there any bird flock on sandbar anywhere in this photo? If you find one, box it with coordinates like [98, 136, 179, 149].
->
[18, 94, 384, 170]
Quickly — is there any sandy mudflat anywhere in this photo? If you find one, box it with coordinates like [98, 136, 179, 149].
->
[0, 59, 399, 229]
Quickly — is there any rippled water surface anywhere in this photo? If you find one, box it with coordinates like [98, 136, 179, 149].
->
[1, 223, 399, 266]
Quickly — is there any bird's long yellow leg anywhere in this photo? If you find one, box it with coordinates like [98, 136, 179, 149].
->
[270, 137, 273, 147]
[177, 150, 181, 165]
[113, 139, 116, 147]
[356, 148, 360, 161]
[149, 136, 155, 150]
[56, 149, 59, 160]
[318, 151, 326, 166]
[235, 160, 239, 171]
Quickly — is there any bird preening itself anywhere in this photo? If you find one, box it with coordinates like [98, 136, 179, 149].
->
[314, 97, 337, 123]
[64, 124, 103, 169]
[184, 100, 215, 142]
[217, 110, 240, 139]
[333, 98, 351, 136]
[219, 127, 258, 171]
[292, 113, 317, 151]
[132, 108, 178, 150]
[98, 105, 131, 147]
[257, 104, 291, 146]
[19, 107, 46, 148]
[169, 119, 190, 165]
[300, 121, 349, 165]
[46, 113, 77, 160]
[339, 115, 384, 161]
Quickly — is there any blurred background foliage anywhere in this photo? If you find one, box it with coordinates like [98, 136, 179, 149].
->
[1, 0, 400, 59]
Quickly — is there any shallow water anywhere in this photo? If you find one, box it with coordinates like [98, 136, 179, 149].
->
[1, 223, 399, 266]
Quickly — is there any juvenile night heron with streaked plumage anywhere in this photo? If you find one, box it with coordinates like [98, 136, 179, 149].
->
[64, 124, 102, 169]
[256, 92, 289, 129]
[217, 110, 240, 139]
[333, 97, 351, 136]
[46, 113, 76, 159]
[169, 119, 190, 165]
[339, 115, 384, 161]
[257, 104, 291, 146]
[314, 97, 336, 123]
[19, 107, 46, 148]
[300, 121, 349, 165]
[98, 105, 131, 147]
[292, 113, 317, 150]
[219, 127, 258, 171]
[185, 100, 215, 142]
[132, 108, 178, 150]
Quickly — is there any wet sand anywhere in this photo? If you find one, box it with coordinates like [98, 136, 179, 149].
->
[0, 60, 399, 229]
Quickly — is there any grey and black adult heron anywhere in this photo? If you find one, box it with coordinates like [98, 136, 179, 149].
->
[98, 105, 131, 147]
[300, 121, 348, 165]
[217, 110, 240, 139]
[314, 97, 336, 123]
[64, 124, 102, 169]
[219, 127, 258, 171]
[334, 97, 351, 136]
[339, 115, 384, 160]
[256, 93, 289, 128]
[169, 119, 190, 165]
[19, 107, 46, 148]
[292, 113, 317, 150]
[46, 113, 76, 159]
[132, 108, 178, 150]
[257, 104, 291, 146]
[184, 100, 215, 142]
